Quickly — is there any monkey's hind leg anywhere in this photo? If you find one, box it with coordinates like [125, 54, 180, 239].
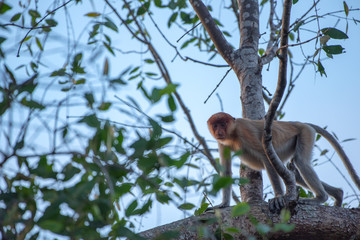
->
[288, 160, 343, 206]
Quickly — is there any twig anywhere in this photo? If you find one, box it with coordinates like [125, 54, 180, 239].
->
[17, 0, 73, 57]
[204, 68, 232, 104]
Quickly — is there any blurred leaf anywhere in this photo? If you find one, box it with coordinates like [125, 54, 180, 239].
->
[98, 102, 111, 111]
[321, 28, 348, 39]
[316, 60, 327, 77]
[20, 98, 45, 110]
[45, 19, 57, 27]
[125, 200, 138, 217]
[28, 9, 41, 18]
[137, 2, 150, 16]
[178, 202, 195, 210]
[10, 13, 21, 22]
[85, 12, 101, 17]
[322, 45, 345, 55]
[103, 58, 109, 76]
[156, 191, 171, 204]
[149, 118, 162, 139]
[36, 37, 43, 51]
[104, 17, 118, 32]
[256, 223, 271, 235]
[194, 203, 209, 216]
[212, 176, 232, 193]
[231, 202, 250, 217]
[85, 92, 95, 108]
[343, 1, 349, 16]
[0, 3, 12, 14]
[62, 164, 81, 181]
[79, 114, 100, 128]
[168, 12, 178, 27]
[293, 20, 304, 32]
[38, 219, 64, 233]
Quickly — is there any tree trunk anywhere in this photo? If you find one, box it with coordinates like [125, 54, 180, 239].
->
[140, 204, 360, 239]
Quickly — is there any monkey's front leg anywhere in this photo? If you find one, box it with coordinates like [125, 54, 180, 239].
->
[206, 144, 232, 211]
[264, 161, 297, 213]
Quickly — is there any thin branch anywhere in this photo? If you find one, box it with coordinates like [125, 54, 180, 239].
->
[177, 22, 201, 42]
[17, 0, 73, 57]
[189, 0, 235, 66]
[204, 68, 232, 104]
[262, 0, 297, 201]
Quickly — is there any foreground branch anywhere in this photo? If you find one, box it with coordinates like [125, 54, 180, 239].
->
[140, 204, 360, 239]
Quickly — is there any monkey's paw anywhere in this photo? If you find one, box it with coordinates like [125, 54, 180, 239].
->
[268, 196, 286, 213]
[269, 195, 298, 214]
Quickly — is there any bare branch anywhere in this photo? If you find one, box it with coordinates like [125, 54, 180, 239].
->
[261, 0, 280, 65]
[262, 0, 297, 201]
[17, 0, 73, 57]
[189, 0, 235, 66]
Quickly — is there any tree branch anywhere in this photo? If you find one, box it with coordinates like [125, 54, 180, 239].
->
[189, 0, 235, 66]
[262, 0, 297, 200]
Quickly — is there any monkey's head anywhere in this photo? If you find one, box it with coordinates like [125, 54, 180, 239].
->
[207, 112, 235, 141]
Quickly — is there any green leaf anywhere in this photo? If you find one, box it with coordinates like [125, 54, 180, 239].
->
[316, 60, 327, 77]
[98, 102, 111, 111]
[85, 92, 94, 108]
[104, 17, 118, 32]
[0, 37, 6, 45]
[154, 0, 162, 7]
[178, 203, 195, 210]
[79, 114, 100, 128]
[293, 0, 299, 4]
[36, 37, 43, 51]
[293, 20, 304, 32]
[194, 203, 209, 216]
[343, 1, 349, 17]
[156, 191, 172, 203]
[212, 176, 232, 192]
[231, 202, 250, 217]
[322, 45, 345, 55]
[167, 95, 176, 112]
[62, 164, 81, 181]
[85, 12, 101, 17]
[10, 13, 21, 22]
[168, 12, 178, 27]
[45, 19, 57, 27]
[321, 28, 348, 39]
[125, 200, 138, 217]
[38, 219, 64, 233]
[50, 68, 66, 77]
[115, 183, 132, 197]
[28, 9, 41, 18]
[160, 114, 175, 123]
[20, 98, 45, 110]
[149, 118, 162, 139]
[0, 3, 12, 14]
[256, 223, 271, 234]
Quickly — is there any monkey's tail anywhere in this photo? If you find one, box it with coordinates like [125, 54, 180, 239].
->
[307, 123, 360, 191]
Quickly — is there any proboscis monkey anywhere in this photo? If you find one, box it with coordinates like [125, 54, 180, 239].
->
[207, 112, 360, 212]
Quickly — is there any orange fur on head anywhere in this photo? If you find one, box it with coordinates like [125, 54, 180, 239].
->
[207, 112, 235, 140]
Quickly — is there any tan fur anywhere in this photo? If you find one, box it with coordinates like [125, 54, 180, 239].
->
[208, 112, 360, 209]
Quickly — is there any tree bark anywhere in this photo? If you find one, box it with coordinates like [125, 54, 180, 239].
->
[140, 204, 360, 240]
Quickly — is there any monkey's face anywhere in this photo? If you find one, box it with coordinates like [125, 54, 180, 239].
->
[208, 112, 235, 142]
[210, 121, 228, 140]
